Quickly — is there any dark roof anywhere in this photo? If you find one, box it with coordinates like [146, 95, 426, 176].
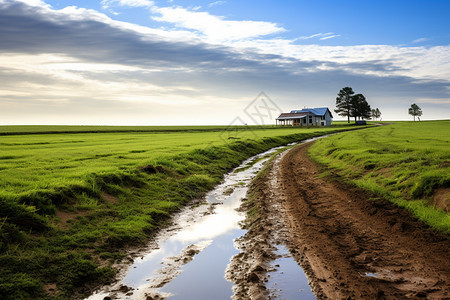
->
[276, 112, 308, 120]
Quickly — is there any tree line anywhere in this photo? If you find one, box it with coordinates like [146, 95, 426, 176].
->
[335, 87, 423, 122]
[334, 87, 381, 123]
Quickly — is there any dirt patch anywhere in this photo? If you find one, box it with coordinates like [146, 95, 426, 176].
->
[431, 187, 450, 212]
[102, 192, 119, 204]
[377, 167, 393, 178]
[271, 142, 450, 299]
[55, 209, 90, 229]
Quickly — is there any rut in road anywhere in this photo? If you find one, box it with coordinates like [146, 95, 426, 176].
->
[269, 142, 449, 299]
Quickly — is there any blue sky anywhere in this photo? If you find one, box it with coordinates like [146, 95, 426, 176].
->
[46, 0, 450, 46]
[0, 0, 449, 124]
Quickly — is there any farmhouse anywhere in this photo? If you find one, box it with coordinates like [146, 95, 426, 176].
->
[276, 107, 333, 126]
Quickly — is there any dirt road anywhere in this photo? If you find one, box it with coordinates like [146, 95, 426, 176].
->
[231, 142, 450, 299]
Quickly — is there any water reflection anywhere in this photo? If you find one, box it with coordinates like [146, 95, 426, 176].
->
[267, 245, 315, 299]
[87, 147, 278, 299]
[86, 140, 322, 299]
[173, 194, 245, 243]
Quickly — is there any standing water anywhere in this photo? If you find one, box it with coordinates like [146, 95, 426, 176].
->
[87, 142, 318, 300]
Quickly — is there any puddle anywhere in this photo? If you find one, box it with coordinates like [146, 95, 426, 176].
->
[267, 245, 315, 299]
[159, 232, 241, 299]
[87, 138, 325, 300]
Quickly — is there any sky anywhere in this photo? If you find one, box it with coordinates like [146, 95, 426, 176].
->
[0, 0, 449, 125]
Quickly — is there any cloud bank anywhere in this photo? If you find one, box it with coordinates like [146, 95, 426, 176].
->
[0, 0, 448, 124]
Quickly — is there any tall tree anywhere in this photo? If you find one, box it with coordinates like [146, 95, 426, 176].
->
[335, 87, 354, 123]
[350, 94, 371, 122]
[408, 103, 422, 121]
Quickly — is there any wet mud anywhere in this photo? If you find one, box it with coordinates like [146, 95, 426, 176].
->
[226, 148, 315, 299]
[243, 142, 450, 299]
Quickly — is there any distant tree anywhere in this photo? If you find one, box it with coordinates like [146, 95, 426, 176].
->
[335, 87, 355, 123]
[408, 103, 422, 121]
[350, 94, 371, 122]
[371, 108, 381, 121]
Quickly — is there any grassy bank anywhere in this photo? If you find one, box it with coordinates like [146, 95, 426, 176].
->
[0, 124, 362, 299]
[308, 120, 450, 234]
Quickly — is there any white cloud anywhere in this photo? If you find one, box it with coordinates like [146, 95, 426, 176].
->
[320, 34, 340, 40]
[101, 0, 154, 9]
[298, 32, 339, 40]
[412, 37, 429, 43]
[230, 38, 450, 81]
[151, 6, 285, 42]
[0, 53, 211, 113]
[208, 1, 226, 7]
[298, 33, 323, 40]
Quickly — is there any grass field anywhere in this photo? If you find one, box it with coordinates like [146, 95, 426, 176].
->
[0, 125, 278, 135]
[0, 126, 352, 197]
[309, 120, 450, 234]
[0, 124, 359, 299]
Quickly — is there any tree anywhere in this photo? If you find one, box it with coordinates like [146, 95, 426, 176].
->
[371, 108, 381, 121]
[335, 87, 354, 123]
[350, 94, 371, 122]
[408, 103, 422, 121]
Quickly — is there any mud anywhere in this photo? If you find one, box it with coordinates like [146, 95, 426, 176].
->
[226, 148, 314, 299]
[240, 142, 450, 299]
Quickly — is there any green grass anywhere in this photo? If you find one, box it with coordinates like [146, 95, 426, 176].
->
[0, 123, 362, 299]
[0, 125, 267, 135]
[308, 120, 450, 234]
[0, 124, 344, 135]
[0, 126, 356, 197]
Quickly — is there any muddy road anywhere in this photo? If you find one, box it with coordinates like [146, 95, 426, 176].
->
[87, 141, 449, 299]
[237, 142, 450, 299]
[87, 143, 315, 300]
